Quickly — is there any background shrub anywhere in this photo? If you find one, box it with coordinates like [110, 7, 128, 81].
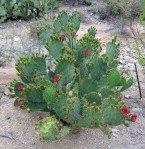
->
[0, 0, 59, 23]
[129, 0, 145, 65]
[96, 0, 141, 19]
[0, 47, 10, 66]
[60, 0, 92, 6]
[140, 0, 145, 24]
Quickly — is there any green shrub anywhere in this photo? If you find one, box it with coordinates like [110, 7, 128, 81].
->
[139, 0, 145, 24]
[0, 0, 59, 23]
[61, 0, 92, 5]
[9, 11, 137, 141]
[95, 0, 141, 20]
[130, 0, 145, 65]
[0, 47, 10, 66]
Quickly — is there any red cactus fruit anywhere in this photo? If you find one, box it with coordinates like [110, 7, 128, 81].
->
[55, 92, 59, 97]
[18, 84, 23, 91]
[83, 50, 89, 57]
[21, 107, 25, 110]
[36, 32, 40, 36]
[17, 100, 23, 106]
[60, 34, 66, 40]
[130, 114, 137, 122]
[72, 32, 76, 37]
[64, 44, 68, 47]
[53, 76, 59, 82]
[121, 106, 129, 115]
[119, 96, 122, 100]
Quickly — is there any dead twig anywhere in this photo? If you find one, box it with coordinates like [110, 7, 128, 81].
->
[0, 133, 14, 140]
[0, 91, 4, 100]
[135, 63, 142, 99]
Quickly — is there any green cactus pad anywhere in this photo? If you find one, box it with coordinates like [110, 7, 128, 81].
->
[107, 60, 119, 70]
[16, 54, 46, 83]
[79, 34, 100, 52]
[99, 87, 120, 99]
[98, 69, 133, 92]
[48, 38, 63, 59]
[99, 125, 112, 139]
[78, 104, 102, 128]
[107, 69, 121, 87]
[56, 59, 75, 85]
[24, 85, 45, 103]
[43, 85, 57, 106]
[14, 98, 22, 107]
[79, 79, 98, 97]
[75, 44, 85, 64]
[90, 55, 107, 80]
[101, 97, 119, 109]
[106, 37, 120, 63]
[25, 101, 48, 112]
[14, 82, 24, 97]
[70, 12, 81, 32]
[54, 96, 81, 124]
[86, 92, 102, 105]
[59, 11, 69, 26]
[88, 27, 97, 37]
[35, 75, 50, 86]
[53, 19, 62, 32]
[22, 84, 48, 111]
[35, 116, 71, 140]
[103, 107, 123, 126]
[80, 59, 89, 79]
[120, 77, 134, 91]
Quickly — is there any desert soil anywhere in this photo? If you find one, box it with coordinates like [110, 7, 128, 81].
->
[0, 5, 145, 149]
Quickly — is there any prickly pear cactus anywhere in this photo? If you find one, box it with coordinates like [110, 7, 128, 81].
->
[10, 11, 137, 141]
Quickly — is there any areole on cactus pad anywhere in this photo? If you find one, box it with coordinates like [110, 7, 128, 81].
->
[9, 11, 136, 141]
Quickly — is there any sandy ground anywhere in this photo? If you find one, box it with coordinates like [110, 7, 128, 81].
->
[0, 94, 145, 149]
[1, 5, 145, 149]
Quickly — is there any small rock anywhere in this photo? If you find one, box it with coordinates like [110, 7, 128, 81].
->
[69, 91, 73, 97]
[132, 107, 142, 112]
[90, 18, 94, 21]
[23, 51, 29, 55]
[4, 89, 9, 96]
[120, 60, 126, 64]
[113, 133, 117, 137]
[0, 35, 3, 38]
[108, 145, 111, 149]
[97, 37, 101, 41]
[90, 13, 94, 16]
[127, 63, 133, 67]
[0, 26, 5, 29]
[112, 129, 120, 133]
[6, 117, 11, 120]
[94, 15, 99, 19]
[125, 95, 131, 99]
[136, 63, 143, 71]
[124, 65, 129, 72]
[119, 55, 123, 60]
[118, 65, 123, 70]
[14, 36, 21, 42]
[124, 55, 131, 61]
[129, 65, 135, 71]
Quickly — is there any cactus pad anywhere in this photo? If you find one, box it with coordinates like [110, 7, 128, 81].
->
[35, 116, 71, 140]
